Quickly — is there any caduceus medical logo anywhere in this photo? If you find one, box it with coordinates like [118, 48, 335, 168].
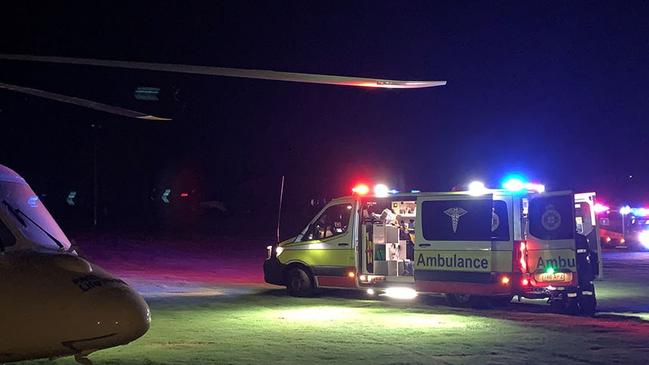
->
[444, 207, 468, 233]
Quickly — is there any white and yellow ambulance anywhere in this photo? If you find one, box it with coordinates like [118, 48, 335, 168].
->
[264, 179, 601, 315]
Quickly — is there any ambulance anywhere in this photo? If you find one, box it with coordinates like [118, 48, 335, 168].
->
[264, 179, 601, 315]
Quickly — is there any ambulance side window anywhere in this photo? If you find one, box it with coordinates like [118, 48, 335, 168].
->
[305, 203, 352, 240]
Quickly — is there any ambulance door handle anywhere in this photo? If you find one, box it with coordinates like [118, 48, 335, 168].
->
[338, 243, 349, 247]
[418, 243, 431, 247]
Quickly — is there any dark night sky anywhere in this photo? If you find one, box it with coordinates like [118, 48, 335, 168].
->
[0, 1, 648, 231]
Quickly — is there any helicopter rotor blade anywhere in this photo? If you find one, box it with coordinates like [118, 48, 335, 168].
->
[0, 54, 446, 89]
[0, 82, 171, 121]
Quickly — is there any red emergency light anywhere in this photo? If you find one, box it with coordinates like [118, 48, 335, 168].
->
[352, 184, 370, 195]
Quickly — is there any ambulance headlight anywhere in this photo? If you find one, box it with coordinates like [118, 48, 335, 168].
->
[638, 231, 649, 249]
[267, 245, 285, 258]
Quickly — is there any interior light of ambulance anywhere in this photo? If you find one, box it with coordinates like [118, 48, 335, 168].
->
[638, 231, 649, 249]
[352, 184, 370, 195]
[620, 205, 632, 215]
[374, 184, 390, 197]
[468, 181, 488, 196]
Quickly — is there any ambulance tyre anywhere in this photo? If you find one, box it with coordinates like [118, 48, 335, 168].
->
[286, 267, 314, 297]
[446, 294, 490, 308]
[446, 293, 472, 307]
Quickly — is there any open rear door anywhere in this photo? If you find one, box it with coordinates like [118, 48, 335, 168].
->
[414, 194, 510, 294]
[526, 191, 578, 285]
[574, 192, 603, 279]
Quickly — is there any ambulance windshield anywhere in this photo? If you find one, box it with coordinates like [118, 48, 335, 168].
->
[0, 181, 72, 251]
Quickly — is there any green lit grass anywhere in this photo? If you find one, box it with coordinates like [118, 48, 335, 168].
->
[23, 287, 649, 365]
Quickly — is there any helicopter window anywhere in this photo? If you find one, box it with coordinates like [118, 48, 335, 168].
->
[0, 182, 71, 251]
[0, 217, 16, 248]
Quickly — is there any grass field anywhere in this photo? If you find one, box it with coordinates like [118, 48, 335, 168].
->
[23, 284, 649, 365]
[15, 237, 649, 365]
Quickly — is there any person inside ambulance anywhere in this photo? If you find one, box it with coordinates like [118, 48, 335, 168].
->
[310, 204, 352, 240]
[373, 208, 397, 224]
[398, 220, 415, 260]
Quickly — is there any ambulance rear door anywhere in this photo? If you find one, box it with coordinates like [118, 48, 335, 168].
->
[414, 193, 510, 294]
[526, 191, 578, 285]
[574, 192, 603, 279]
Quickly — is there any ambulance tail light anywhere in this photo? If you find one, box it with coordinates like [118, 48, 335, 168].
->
[514, 240, 531, 287]
[514, 240, 528, 273]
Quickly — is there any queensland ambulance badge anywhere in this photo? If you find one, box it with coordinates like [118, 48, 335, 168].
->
[541, 205, 562, 231]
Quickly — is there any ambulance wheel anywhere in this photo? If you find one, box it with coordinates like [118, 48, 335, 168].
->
[447, 294, 490, 308]
[446, 293, 472, 307]
[286, 267, 314, 297]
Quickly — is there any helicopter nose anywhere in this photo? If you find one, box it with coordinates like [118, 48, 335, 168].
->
[68, 283, 151, 352]
[93, 286, 151, 345]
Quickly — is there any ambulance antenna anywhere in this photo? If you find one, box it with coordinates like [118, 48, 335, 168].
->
[276, 175, 285, 244]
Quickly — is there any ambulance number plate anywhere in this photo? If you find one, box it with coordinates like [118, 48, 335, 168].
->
[535, 272, 573, 283]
